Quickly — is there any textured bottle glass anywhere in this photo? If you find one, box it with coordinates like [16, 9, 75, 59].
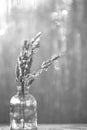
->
[10, 86, 37, 130]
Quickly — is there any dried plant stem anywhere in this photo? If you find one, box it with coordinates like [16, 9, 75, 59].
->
[22, 104, 25, 129]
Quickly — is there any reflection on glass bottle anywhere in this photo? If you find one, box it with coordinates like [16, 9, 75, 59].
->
[10, 86, 37, 130]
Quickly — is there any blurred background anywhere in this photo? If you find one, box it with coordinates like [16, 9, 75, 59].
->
[0, 0, 87, 124]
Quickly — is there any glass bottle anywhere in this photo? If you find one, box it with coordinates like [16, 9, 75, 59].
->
[10, 86, 37, 130]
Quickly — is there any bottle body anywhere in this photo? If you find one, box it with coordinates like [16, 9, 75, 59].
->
[10, 86, 37, 130]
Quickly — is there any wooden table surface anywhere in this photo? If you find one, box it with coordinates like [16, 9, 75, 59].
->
[0, 124, 87, 130]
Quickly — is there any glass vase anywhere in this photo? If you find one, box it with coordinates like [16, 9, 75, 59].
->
[10, 86, 37, 130]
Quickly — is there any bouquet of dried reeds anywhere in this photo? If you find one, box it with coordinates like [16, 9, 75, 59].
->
[15, 32, 61, 94]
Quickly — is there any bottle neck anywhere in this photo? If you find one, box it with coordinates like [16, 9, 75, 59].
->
[17, 86, 30, 96]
